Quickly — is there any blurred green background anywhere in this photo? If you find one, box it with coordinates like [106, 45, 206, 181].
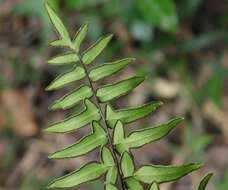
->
[0, 0, 228, 189]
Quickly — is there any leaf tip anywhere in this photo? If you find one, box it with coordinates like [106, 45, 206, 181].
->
[178, 117, 185, 124]
[44, 0, 50, 8]
[207, 172, 214, 177]
[47, 59, 54, 65]
[172, 117, 184, 124]
[49, 103, 59, 110]
[158, 101, 164, 106]
[46, 182, 55, 189]
[83, 22, 89, 29]
[116, 120, 123, 126]
[198, 172, 213, 190]
[48, 152, 60, 159]
[44, 1, 54, 16]
[194, 162, 204, 170]
[152, 101, 163, 110]
[45, 85, 53, 91]
[203, 172, 214, 180]
[84, 98, 92, 106]
[139, 76, 146, 81]
[107, 34, 114, 40]
[43, 125, 56, 133]
[42, 127, 50, 133]
[106, 104, 115, 114]
[48, 154, 54, 159]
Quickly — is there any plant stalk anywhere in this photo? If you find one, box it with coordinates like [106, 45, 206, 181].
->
[76, 53, 126, 190]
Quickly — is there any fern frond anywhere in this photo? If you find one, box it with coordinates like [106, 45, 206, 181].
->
[45, 2, 71, 47]
[44, 2, 212, 190]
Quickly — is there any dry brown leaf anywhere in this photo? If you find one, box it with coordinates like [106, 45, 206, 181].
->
[153, 78, 180, 99]
[202, 100, 228, 138]
[0, 89, 38, 137]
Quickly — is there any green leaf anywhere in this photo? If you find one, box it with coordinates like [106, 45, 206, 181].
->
[150, 182, 160, 190]
[44, 99, 101, 133]
[46, 66, 85, 91]
[134, 163, 202, 184]
[82, 35, 113, 65]
[106, 167, 118, 184]
[113, 121, 125, 146]
[97, 77, 145, 102]
[50, 39, 69, 47]
[45, 3, 71, 42]
[89, 58, 135, 82]
[125, 177, 143, 190]
[47, 53, 79, 65]
[106, 184, 119, 190]
[101, 147, 117, 184]
[50, 85, 93, 110]
[73, 23, 88, 52]
[198, 173, 213, 190]
[106, 101, 162, 128]
[135, 0, 178, 33]
[121, 152, 135, 177]
[49, 121, 107, 159]
[47, 162, 108, 189]
[101, 147, 115, 167]
[114, 117, 183, 153]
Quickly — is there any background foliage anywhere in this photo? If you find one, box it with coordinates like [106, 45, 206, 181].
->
[0, 0, 228, 189]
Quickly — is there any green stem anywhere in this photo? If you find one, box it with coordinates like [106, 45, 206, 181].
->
[76, 52, 126, 190]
